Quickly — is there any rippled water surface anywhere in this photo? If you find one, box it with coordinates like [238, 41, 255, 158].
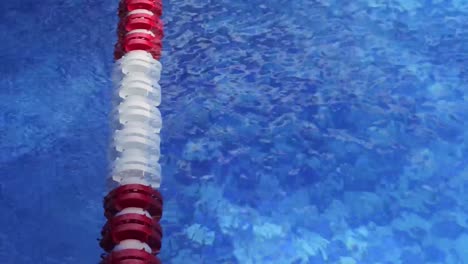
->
[0, 0, 467, 263]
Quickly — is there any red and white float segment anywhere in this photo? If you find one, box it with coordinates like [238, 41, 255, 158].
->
[100, 1, 164, 263]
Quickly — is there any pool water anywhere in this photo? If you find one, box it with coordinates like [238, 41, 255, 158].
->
[0, 0, 467, 263]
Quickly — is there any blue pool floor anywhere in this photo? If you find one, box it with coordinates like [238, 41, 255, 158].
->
[0, 0, 467, 263]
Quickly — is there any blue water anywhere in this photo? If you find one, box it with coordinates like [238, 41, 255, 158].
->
[1, 0, 467, 263]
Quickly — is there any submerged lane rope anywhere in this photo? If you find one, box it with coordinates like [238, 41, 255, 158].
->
[100, 1, 165, 263]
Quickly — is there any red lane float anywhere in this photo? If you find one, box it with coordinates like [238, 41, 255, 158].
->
[114, 31, 163, 61]
[104, 184, 163, 221]
[119, 0, 163, 18]
[123, 32, 162, 58]
[119, 11, 164, 35]
[100, 213, 163, 253]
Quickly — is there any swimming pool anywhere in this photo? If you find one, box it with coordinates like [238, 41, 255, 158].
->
[0, 0, 467, 263]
